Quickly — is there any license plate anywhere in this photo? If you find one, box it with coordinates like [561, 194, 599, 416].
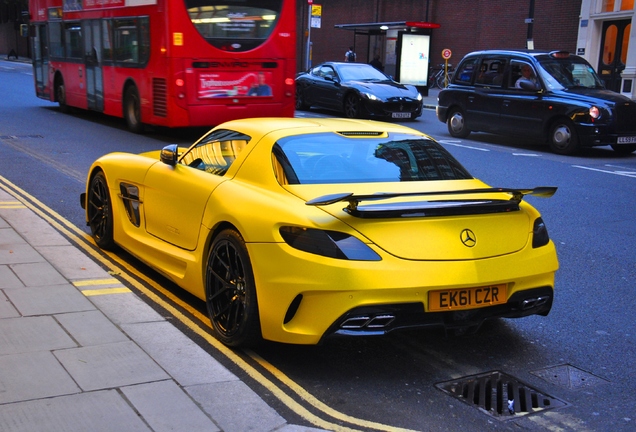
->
[428, 284, 507, 312]
[392, 112, 411, 119]
[617, 136, 636, 144]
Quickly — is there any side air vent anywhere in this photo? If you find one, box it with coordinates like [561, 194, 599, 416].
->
[153, 78, 168, 118]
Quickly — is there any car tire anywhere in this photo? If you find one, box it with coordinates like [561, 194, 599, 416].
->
[295, 87, 310, 110]
[205, 229, 261, 347]
[549, 119, 579, 155]
[610, 144, 636, 155]
[344, 93, 361, 118]
[124, 85, 144, 134]
[87, 171, 116, 250]
[447, 108, 471, 138]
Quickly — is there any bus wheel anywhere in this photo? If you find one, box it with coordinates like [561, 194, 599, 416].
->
[55, 78, 69, 113]
[124, 85, 144, 133]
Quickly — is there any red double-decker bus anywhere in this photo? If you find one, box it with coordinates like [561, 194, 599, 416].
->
[29, 0, 296, 132]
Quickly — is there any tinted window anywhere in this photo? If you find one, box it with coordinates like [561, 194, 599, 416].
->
[453, 57, 479, 84]
[474, 58, 506, 87]
[273, 133, 472, 185]
[185, 0, 282, 52]
[180, 129, 251, 175]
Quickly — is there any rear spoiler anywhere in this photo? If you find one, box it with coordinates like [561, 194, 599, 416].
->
[306, 187, 557, 218]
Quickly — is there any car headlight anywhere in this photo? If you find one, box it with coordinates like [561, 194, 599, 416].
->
[417, 93, 423, 101]
[532, 218, 550, 248]
[589, 106, 600, 120]
[361, 92, 380, 101]
[280, 226, 381, 261]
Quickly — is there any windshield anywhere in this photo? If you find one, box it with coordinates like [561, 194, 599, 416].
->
[272, 133, 472, 185]
[337, 64, 390, 81]
[184, 0, 282, 52]
[537, 55, 604, 90]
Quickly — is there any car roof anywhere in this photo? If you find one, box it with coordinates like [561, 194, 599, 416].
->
[462, 49, 572, 59]
[214, 117, 422, 140]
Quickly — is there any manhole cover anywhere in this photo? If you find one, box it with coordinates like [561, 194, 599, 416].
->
[531, 364, 609, 390]
[436, 370, 568, 420]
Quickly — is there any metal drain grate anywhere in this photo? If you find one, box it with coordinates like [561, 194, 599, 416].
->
[436, 371, 568, 420]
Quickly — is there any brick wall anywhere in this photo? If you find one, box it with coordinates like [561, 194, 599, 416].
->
[298, 0, 581, 70]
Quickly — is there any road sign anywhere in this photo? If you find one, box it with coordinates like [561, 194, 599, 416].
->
[442, 49, 452, 60]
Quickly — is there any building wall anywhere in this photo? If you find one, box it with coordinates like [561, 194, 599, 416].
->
[0, 0, 29, 58]
[298, 0, 581, 70]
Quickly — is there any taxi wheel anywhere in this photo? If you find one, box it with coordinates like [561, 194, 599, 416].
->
[610, 144, 636, 155]
[549, 120, 579, 155]
[344, 93, 361, 118]
[447, 108, 471, 138]
[206, 229, 262, 347]
[87, 171, 115, 250]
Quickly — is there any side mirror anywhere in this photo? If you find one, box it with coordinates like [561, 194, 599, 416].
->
[518, 79, 541, 91]
[160, 144, 179, 166]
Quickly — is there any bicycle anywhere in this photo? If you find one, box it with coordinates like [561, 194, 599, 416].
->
[429, 64, 454, 89]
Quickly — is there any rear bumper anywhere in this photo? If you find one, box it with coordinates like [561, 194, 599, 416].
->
[324, 286, 553, 340]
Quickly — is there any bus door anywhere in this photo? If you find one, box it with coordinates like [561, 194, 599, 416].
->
[83, 20, 104, 111]
[31, 24, 50, 99]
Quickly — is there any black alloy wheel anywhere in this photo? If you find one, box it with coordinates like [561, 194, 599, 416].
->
[205, 229, 261, 347]
[295, 87, 309, 110]
[87, 171, 115, 250]
[344, 93, 361, 118]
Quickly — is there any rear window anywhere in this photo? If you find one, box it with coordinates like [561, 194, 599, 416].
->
[185, 0, 282, 52]
[272, 133, 472, 185]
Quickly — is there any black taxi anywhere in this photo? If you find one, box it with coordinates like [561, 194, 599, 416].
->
[436, 50, 636, 155]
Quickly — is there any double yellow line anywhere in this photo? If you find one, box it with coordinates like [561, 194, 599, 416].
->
[0, 174, 417, 432]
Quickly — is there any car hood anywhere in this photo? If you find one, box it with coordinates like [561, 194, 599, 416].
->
[286, 180, 542, 261]
[347, 80, 419, 99]
[550, 87, 634, 107]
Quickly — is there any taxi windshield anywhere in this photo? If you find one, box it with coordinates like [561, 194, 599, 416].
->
[537, 56, 604, 90]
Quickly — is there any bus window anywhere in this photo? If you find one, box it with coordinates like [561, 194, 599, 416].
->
[64, 23, 82, 59]
[49, 22, 64, 59]
[185, 0, 282, 52]
[112, 18, 149, 66]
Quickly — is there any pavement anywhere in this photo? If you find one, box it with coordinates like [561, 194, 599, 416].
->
[0, 54, 439, 431]
[0, 191, 328, 432]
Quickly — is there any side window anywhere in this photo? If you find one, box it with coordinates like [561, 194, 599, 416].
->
[510, 60, 538, 89]
[180, 129, 251, 176]
[453, 57, 478, 84]
[112, 17, 149, 67]
[49, 21, 64, 59]
[64, 23, 82, 59]
[319, 65, 335, 79]
[474, 58, 506, 87]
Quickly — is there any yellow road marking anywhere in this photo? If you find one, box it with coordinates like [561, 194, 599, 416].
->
[73, 278, 121, 287]
[82, 287, 132, 296]
[0, 174, 418, 432]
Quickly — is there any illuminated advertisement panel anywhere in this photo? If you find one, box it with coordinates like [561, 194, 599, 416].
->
[198, 71, 274, 98]
[399, 33, 430, 86]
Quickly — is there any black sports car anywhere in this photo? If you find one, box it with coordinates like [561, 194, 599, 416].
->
[295, 62, 423, 120]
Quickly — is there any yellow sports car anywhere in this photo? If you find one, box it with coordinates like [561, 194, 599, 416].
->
[81, 118, 558, 347]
